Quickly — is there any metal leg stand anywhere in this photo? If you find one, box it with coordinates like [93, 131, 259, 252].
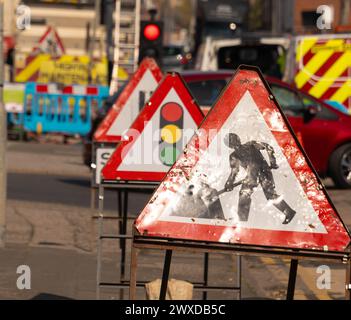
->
[118, 190, 122, 249]
[236, 255, 242, 300]
[159, 250, 173, 300]
[119, 189, 129, 300]
[96, 184, 104, 300]
[286, 259, 298, 300]
[346, 260, 351, 300]
[202, 253, 209, 300]
[121, 189, 129, 279]
[117, 189, 123, 299]
[90, 187, 97, 209]
[129, 244, 138, 300]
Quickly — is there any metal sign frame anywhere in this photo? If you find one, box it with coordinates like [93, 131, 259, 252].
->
[129, 231, 351, 300]
[96, 180, 160, 300]
[96, 182, 242, 300]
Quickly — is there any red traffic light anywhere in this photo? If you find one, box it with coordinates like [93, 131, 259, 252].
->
[161, 102, 183, 122]
[143, 24, 161, 41]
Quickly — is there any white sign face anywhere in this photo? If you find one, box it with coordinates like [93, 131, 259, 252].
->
[156, 91, 326, 234]
[117, 88, 198, 173]
[38, 27, 65, 56]
[95, 147, 115, 184]
[5, 103, 24, 113]
[106, 69, 158, 137]
[4, 83, 25, 113]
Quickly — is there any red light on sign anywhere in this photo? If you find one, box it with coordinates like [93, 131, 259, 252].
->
[161, 102, 182, 122]
[143, 24, 160, 41]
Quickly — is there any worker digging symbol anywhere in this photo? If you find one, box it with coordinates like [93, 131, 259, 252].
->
[224, 133, 296, 224]
[170, 180, 229, 220]
[170, 132, 297, 223]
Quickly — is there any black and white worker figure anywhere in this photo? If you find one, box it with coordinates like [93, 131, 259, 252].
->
[224, 133, 296, 224]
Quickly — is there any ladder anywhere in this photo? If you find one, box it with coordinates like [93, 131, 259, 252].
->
[109, 0, 141, 95]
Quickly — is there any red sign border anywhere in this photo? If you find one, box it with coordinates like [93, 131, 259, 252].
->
[101, 72, 205, 182]
[94, 58, 163, 142]
[37, 26, 65, 54]
[135, 65, 351, 252]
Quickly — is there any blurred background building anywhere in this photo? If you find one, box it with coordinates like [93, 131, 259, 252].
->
[1, 0, 350, 82]
[6, 0, 351, 56]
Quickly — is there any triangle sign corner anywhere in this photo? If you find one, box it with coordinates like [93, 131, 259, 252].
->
[36, 26, 65, 55]
[93, 59, 163, 143]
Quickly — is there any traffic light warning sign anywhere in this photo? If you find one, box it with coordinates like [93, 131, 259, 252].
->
[134, 66, 351, 252]
[159, 102, 184, 166]
[94, 58, 163, 142]
[101, 72, 204, 182]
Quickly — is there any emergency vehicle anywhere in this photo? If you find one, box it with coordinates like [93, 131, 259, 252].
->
[285, 33, 351, 110]
[196, 33, 351, 110]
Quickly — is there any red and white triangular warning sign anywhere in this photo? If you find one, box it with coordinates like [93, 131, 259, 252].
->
[135, 66, 351, 251]
[32, 26, 65, 57]
[102, 72, 204, 182]
[94, 58, 163, 142]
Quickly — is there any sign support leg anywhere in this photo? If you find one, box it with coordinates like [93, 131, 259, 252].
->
[96, 184, 104, 300]
[202, 252, 209, 300]
[117, 189, 123, 299]
[129, 243, 138, 300]
[118, 190, 122, 250]
[346, 260, 351, 300]
[119, 189, 128, 299]
[159, 249, 173, 300]
[286, 259, 298, 300]
[236, 255, 242, 300]
[90, 187, 96, 209]
[121, 189, 128, 278]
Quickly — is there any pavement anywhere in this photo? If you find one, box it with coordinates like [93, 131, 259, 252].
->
[7, 140, 90, 178]
[1, 141, 351, 300]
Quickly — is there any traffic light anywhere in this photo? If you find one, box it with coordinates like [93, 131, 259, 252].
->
[139, 20, 163, 66]
[159, 102, 183, 166]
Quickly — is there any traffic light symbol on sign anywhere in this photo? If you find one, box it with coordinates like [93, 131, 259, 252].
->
[159, 102, 183, 166]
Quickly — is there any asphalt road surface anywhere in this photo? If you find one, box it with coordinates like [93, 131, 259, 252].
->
[8, 171, 351, 227]
[8, 172, 154, 215]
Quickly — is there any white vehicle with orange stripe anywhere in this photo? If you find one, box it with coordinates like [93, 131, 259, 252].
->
[285, 34, 351, 110]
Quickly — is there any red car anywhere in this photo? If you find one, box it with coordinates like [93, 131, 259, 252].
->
[84, 70, 351, 188]
[182, 70, 351, 189]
